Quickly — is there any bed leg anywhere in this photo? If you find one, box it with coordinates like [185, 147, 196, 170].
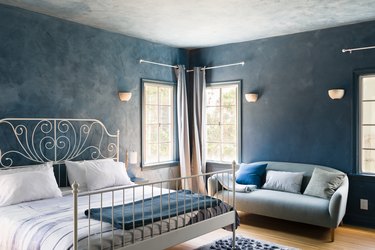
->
[330, 228, 335, 242]
[340, 220, 344, 227]
[232, 161, 236, 249]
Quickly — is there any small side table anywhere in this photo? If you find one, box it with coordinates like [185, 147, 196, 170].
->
[131, 177, 149, 184]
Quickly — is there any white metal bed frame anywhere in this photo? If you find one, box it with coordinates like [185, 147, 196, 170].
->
[0, 118, 236, 250]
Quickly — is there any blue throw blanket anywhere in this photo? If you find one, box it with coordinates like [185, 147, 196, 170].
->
[85, 190, 237, 230]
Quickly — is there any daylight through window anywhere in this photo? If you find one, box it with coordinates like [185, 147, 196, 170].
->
[359, 75, 375, 174]
[206, 83, 239, 162]
[143, 82, 174, 165]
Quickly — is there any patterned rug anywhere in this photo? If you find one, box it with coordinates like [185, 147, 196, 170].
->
[195, 236, 298, 250]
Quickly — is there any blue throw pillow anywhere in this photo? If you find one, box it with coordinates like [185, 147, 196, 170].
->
[235, 163, 268, 187]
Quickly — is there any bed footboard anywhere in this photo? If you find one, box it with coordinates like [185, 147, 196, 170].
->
[72, 161, 237, 250]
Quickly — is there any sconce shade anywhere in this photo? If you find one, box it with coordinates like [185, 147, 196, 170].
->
[245, 93, 258, 102]
[328, 89, 345, 100]
[118, 92, 132, 102]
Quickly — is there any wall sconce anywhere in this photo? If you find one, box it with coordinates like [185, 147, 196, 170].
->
[118, 92, 132, 102]
[328, 89, 345, 100]
[245, 93, 258, 103]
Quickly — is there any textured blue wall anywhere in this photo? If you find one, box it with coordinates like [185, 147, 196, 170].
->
[0, 4, 187, 161]
[189, 21, 375, 227]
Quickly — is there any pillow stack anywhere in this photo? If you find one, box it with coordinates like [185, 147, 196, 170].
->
[65, 159, 133, 191]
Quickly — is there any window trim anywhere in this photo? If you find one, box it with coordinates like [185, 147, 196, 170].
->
[205, 80, 242, 163]
[357, 73, 375, 175]
[141, 79, 178, 168]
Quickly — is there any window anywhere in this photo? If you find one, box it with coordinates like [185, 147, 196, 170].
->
[142, 80, 175, 166]
[359, 75, 375, 174]
[206, 82, 240, 163]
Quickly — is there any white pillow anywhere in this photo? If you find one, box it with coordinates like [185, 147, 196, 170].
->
[85, 161, 132, 191]
[65, 160, 88, 190]
[0, 167, 62, 207]
[65, 159, 114, 190]
[262, 170, 304, 193]
[0, 162, 52, 175]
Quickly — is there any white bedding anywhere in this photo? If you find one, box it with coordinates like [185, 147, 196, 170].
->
[0, 185, 177, 250]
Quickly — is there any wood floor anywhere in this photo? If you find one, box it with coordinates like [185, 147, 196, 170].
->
[167, 212, 375, 250]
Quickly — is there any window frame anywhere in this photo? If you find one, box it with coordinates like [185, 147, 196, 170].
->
[205, 80, 242, 164]
[141, 79, 178, 168]
[357, 73, 375, 175]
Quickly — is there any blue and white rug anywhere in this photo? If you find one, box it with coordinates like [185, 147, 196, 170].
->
[195, 236, 298, 250]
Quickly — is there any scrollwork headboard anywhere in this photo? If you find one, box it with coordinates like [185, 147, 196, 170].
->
[0, 118, 120, 186]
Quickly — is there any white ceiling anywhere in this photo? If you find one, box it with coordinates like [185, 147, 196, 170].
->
[2, 0, 375, 49]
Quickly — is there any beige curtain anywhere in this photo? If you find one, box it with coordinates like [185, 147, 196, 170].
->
[191, 67, 207, 193]
[175, 65, 192, 189]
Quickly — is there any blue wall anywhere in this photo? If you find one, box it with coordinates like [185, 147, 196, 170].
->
[189, 21, 375, 227]
[0, 4, 187, 160]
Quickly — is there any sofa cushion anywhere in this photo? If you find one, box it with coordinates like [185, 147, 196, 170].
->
[262, 170, 304, 193]
[235, 163, 267, 187]
[303, 167, 346, 199]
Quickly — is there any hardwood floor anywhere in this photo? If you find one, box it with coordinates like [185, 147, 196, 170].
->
[167, 212, 375, 250]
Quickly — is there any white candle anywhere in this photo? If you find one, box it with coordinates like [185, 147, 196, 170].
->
[129, 151, 137, 164]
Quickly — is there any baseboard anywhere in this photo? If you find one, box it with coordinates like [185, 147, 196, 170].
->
[344, 214, 375, 228]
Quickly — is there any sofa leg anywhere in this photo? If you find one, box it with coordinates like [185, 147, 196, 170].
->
[330, 228, 335, 242]
[340, 220, 344, 227]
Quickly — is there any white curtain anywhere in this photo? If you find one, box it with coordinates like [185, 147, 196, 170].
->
[191, 67, 207, 193]
[175, 65, 192, 189]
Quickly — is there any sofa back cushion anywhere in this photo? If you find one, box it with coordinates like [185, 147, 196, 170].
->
[252, 161, 345, 192]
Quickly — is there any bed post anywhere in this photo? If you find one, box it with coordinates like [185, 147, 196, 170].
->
[72, 181, 79, 250]
[232, 160, 236, 249]
[116, 130, 120, 162]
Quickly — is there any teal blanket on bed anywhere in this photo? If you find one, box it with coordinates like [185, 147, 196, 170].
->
[84, 190, 225, 230]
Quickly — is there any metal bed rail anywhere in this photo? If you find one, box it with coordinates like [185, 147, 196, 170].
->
[72, 161, 237, 250]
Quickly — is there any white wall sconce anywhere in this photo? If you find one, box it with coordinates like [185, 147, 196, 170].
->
[118, 92, 132, 102]
[328, 89, 345, 100]
[245, 93, 258, 103]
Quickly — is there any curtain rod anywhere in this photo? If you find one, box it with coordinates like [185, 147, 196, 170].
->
[139, 59, 178, 69]
[186, 61, 245, 72]
[342, 45, 375, 53]
[139, 59, 245, 72]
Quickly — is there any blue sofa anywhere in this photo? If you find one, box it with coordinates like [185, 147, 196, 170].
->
[207, 161, 349, 241]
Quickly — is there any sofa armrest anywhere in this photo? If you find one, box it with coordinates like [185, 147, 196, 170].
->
[207, 175, 223, 196]
[328, 176, 349, 227]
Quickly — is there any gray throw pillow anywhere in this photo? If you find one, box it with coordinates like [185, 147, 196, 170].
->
[303, 168, 345, 199]
[262, 170, 304, 193]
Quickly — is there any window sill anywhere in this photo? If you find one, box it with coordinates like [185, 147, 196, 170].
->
[348, 173, 375, 183]
[142, 161, 179, 170]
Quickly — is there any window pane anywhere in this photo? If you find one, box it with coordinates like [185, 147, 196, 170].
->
[159, 87, 172, 105]
[222, 144, 236, 162]
[222, 125, 236, 143]
[207, 125, 220, 142]
[362, 126, 375, 149]
[159, 125, 171, 143]
[206, 88, 220, 106]
[146, 105, 158, 124]
[146, 125, 158, 143]
[222, 87, 236, 106]
[362, 77, 375, 101]
[207, 143, 220, 161]
[362, 102, 375, 124]
[159, 143, 172, 161]
[145, 85, 158, 104]
[146, 143, 158, 163]
[362, 150, 375, 173]
[222, 106, 236, 124]
[206, 107, 220, 124]
[159, 106, 171, 124]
